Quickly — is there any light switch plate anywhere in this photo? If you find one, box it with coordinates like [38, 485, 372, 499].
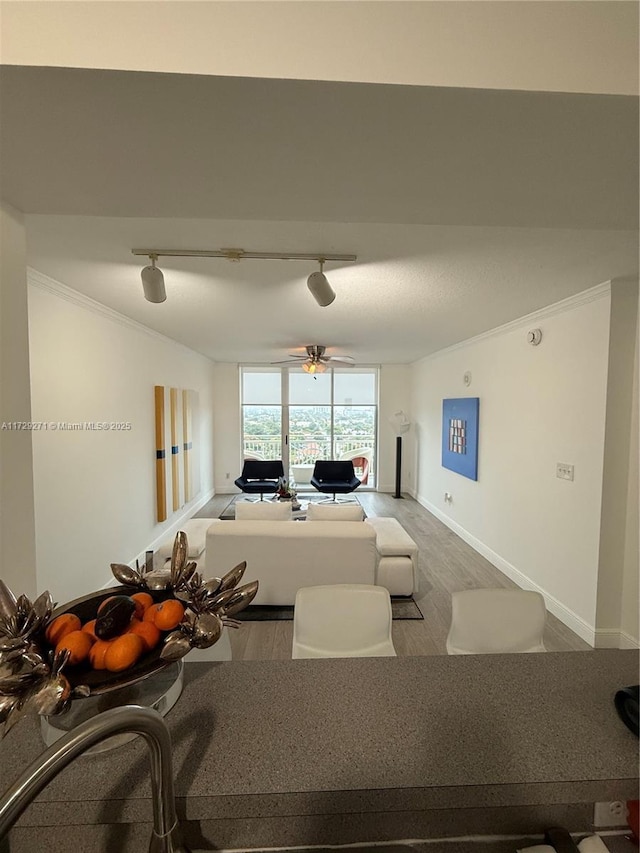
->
[556, 463, 574, 481]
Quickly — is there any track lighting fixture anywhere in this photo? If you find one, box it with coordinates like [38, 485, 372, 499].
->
[140, 255, 166, 304]
[132, 247, 356, 306]
[306, 261, 336, 307]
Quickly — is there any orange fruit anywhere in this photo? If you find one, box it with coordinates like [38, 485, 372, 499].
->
[150, 599, 185, 631]
[143, 603, 161, 623]
[128, 619, 161, 652]
[81, 619, 99, 640]
[46, 613, 81, 646]
[88, 639, 112, 670]
[55, 630, 94, 665]
[104, 634, 145, 672]
[131, 592, 154, 619]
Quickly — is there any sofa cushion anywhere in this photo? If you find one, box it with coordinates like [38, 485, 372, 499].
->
[156, 518, 214, 559]
[235, 501, 292, 520]
[306, 503, 364, 522]
[365, 517, 417, 557]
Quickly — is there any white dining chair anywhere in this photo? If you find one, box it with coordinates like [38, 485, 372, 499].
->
[446, 588, 547, 654]
[292, 584, 396, 659]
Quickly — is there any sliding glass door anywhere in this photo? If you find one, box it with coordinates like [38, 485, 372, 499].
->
[287, 370, 331, 486]
[241, 367, 377, 488]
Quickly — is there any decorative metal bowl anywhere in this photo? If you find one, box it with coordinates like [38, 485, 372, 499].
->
[48, 586, 179, 696]
[0, 530, 258, 736]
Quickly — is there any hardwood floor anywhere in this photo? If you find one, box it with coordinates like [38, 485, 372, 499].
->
[195, 492, 591, 660]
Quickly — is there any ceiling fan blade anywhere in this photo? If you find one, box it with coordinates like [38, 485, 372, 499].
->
[327, 356, 355, 364]
[270, 359, 301, 364]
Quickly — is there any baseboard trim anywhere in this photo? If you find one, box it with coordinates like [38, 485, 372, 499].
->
[596, 629, 640, 649]
[415, 492, 596, 647]
[594, 630, 624, 649]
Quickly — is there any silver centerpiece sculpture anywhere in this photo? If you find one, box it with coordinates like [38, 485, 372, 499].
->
[0, 532, 257, 737]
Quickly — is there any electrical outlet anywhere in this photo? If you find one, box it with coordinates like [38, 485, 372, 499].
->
[226, 472, 230, 479]
[444, 492, 452, 503]
[556, 463, 574, 481]
[593, 801, 627, 827]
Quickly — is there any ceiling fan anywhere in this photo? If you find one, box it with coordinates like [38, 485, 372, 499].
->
[272, 345, 355, 374]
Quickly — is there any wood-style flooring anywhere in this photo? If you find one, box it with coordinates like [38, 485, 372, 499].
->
[195, 492, 591, 660]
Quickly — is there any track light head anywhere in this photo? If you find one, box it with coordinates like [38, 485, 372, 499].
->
[307, 270, 336, 308]
[141, 256, 166, 303]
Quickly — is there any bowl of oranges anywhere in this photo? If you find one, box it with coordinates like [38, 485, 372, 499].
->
[44, 586, 187, 695]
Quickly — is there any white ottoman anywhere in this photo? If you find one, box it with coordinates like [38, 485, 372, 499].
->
[365, 516, 418, 596]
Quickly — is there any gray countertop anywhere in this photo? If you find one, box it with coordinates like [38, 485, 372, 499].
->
[0, 650, 638, 828]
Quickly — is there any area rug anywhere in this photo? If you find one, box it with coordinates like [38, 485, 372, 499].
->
[220, 492, 364, 520]
[234, 597, 423, 622]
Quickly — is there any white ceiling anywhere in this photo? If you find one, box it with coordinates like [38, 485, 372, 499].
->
[23, 214, 638, 364]
[2, 1, 638, 95]
[2, 34, 638, 364]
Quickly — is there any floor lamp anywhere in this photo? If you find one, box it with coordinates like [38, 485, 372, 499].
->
[389, 411, 411, 499]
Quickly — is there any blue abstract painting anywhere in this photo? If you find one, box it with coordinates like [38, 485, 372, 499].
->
[442, 397, 479, 480]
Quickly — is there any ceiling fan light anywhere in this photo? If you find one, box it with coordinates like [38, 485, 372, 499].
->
[307, 271, 336, 307]
[141, 262, 166, 303]
[301, 361, 326, 374]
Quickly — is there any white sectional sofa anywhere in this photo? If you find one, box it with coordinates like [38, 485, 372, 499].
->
[202, 502, 418, 605]
[156, 503, 418, 606]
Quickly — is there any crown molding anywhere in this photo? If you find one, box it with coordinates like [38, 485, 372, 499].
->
[27, 267, 215, 362]
[416, 281, 611, 364]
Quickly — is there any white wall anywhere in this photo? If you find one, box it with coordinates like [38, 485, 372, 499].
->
[0, 201, 37, 598]
[212, 363, 242, 494]
[378, 365, 412, 493]
[620, 311, 639, 647]
[595, 278, 639, 646]
[28, 272, 216, 604]
[410, 284, 613, 644]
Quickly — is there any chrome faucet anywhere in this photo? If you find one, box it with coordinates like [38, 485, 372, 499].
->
[0, 705, 191, 853]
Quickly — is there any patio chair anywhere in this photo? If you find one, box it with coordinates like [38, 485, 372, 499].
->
[339, 447, 372, 485]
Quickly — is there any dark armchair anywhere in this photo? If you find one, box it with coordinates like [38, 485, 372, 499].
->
[310, 460, 361, 503]
[234, 460, 285, 501]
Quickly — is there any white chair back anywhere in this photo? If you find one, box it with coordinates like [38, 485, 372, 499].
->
[292, 584, 396, 659]
[446, 588, 547, 655]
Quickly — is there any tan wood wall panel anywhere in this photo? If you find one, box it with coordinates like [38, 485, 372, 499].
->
[170, 387, 180, 512]
[154, 385, 167, 522]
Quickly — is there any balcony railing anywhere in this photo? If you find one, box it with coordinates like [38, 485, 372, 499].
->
[243, 435, 376, 486]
